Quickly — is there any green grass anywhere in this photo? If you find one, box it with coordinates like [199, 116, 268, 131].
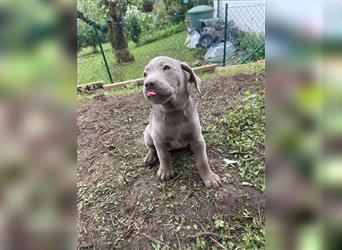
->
[209, 209, 265, 249]
[77, 31, 204, 85]
[204, 90, 265, 191]
[201, 60, 265, 81]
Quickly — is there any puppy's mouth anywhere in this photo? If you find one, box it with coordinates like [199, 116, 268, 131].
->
[145, 90, 173, 104]
[146, 91, 157, 97]
[145, 89, 172, 98]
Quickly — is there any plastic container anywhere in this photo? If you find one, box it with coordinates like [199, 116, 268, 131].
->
[188, 5, 214, 30]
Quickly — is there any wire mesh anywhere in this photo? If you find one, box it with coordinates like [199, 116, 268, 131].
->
[222, 2, 265, 65]
[77, 0, 112, 84]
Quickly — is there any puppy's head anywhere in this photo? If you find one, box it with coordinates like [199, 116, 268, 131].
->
[143, 56, 201, 105]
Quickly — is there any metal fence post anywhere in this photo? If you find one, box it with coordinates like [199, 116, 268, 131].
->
[217, 0, 220, 18]
[223, 3, 228, 66]
[93, 25, 113, 83]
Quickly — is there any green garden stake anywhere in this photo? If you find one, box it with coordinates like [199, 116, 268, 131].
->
[93, 25, 113, 83]
[223, 3, 228, 66]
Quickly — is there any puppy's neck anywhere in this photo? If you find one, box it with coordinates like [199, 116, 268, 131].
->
[159, 95, 190, 113]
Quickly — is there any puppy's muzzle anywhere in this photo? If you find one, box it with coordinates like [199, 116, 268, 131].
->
[144, 80, 173, 97]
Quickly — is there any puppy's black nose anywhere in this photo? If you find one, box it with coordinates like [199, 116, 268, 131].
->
[144, 82, 154, 88]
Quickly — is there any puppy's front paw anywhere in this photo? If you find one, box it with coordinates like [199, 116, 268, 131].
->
[201, 172, 221, 188]
[143, 150, 158, 166]
[157, 166, 174, 180]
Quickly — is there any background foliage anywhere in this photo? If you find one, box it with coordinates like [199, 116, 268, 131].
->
[77, 0, 265, 84]
[236, 31, 265, 63]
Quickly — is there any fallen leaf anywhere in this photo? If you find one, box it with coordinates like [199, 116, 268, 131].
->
[223, 158, 238, 166]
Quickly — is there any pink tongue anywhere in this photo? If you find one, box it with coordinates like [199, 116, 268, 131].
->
[147, 91, 157, 97]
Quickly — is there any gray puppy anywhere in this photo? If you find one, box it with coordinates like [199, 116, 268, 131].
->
[143, 56, 221, 188]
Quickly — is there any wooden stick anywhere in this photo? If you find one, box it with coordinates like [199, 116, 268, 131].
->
[103, 64, 217, 90]
[77, 64, 218, 91]
[104, 78, 144, 90]
[140, 233, 174, 250]
[216, 59, 265, 71]
[77, 81, 104, 92]
[193, 64, 217, 74]
[186, 231, 219, 239]
[209, 236, 228, 250]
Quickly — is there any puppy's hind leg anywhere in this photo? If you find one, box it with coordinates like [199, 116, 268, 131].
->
[143, 125, 158, 165]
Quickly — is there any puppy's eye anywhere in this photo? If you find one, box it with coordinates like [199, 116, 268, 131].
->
[143, 72, 147, 77]
[162, 65, 171, 71]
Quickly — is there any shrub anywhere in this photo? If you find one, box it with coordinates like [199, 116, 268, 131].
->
[236, 30, 265, 62]
[126, 15, 142, 44]
[152, 3, 170, 29]
[151, 1, 186, 29]
[78, 23, 96, 52]
[165, 2, 186, 24]
[77, 20, 109, 52]
[125, 5, 151, 43]
[190, 0, 213, 7]
[138, 23, 186, 46]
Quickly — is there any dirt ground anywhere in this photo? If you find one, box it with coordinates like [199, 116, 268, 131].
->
[77, 71, 265, 249]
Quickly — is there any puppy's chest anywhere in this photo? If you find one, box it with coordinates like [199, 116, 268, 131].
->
[153, 113, 195, 149]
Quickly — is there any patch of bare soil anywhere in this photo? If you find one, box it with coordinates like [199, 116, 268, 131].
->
[77, 72, 265, 249]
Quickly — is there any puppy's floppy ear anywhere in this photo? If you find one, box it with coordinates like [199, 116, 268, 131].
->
[181, 62, 201, 94]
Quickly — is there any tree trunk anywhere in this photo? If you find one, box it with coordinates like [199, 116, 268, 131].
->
[106, 1, 134, 63]
[92, 42, 98, 53]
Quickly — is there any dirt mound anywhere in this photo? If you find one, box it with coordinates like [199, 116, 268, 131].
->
[77, 72, 265, 249]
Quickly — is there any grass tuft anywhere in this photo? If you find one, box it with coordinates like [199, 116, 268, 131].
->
[204, 90, 265, 191]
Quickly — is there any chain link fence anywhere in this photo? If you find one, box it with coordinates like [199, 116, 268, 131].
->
[77, 1, 265, 85]
[216, 1, 265, 65]
[77, 20, 112, 85]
